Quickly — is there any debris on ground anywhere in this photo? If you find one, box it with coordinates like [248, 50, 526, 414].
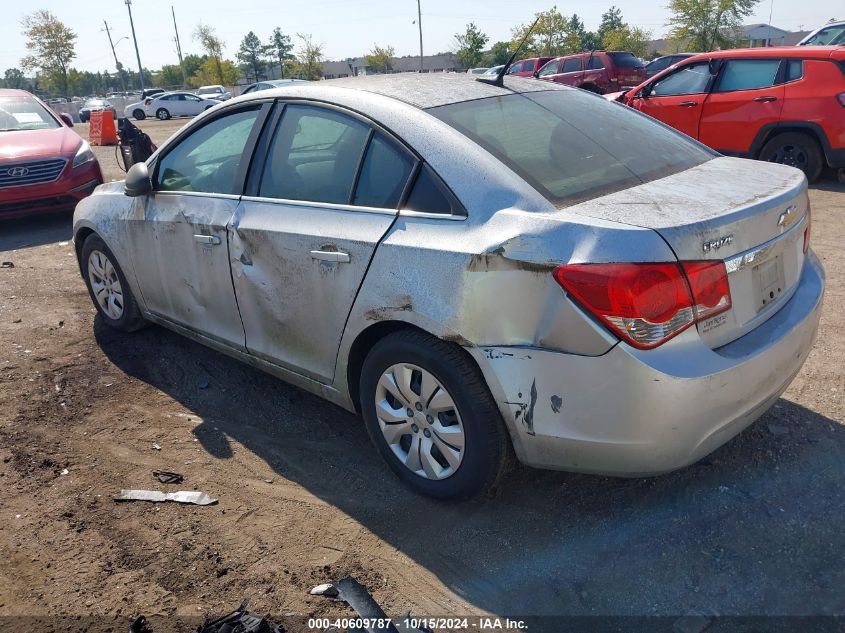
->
[195, 598, 285, 633]
[312, 576, 432, 633]
[60, 468, 69, 476]
[151, 443, 161, 451]
[114, 490, 218, 506]
[1, 261, 14, 268]
[152, 470, 184, 484]
[767, 423, 790, 436]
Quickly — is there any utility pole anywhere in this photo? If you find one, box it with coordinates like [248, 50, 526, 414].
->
[171, 6, 188, 87]
[102, 20, 126, 93]
[416, 0, 424, 72]
[125, 0, 145, 91]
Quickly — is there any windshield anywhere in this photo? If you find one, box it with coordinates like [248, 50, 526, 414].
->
[608, 52, 646, 68]
[198, 87, 220, 94]
[429, 90, 714, 206]
[0, 95, 60, 131]
[801, 24, 845, 45]
[83, 100, 109, 107]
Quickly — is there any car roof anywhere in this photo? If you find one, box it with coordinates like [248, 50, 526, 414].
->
[310, 73, 570, 109]
[0, 89, 35, 98]
[686, 45, 844, 61]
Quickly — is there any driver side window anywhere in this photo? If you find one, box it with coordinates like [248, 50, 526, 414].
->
[650, 62, 711, 97]
[155, 107, 260, 195]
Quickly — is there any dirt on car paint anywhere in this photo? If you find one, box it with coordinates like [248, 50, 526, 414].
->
[0, 120, 843, 631]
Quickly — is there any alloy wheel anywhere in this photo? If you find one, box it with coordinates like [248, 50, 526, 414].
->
[374, 363, 465, 480]
[87, 250, 124, 320]
[769, 143, 808, 170]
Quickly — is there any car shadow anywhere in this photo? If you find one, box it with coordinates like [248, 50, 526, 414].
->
[93, 319, 845, 619]
[0, 212, 73, 251]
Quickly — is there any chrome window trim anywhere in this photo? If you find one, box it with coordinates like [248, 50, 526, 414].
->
[239, 194, 399, 217]
[399, 208, 468, 222]
[151, 190, 242, 201]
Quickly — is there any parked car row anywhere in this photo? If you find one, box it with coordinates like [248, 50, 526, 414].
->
[610, 45, 845, 182]
[123, 91, 222, 120]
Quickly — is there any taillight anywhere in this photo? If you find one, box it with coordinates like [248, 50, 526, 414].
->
[803, 204, 811, 254]
[554, 261, 732, 349]
[837, 92, 845, 107]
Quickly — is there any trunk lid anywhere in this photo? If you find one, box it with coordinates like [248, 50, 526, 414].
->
[565, 157, 809, 348]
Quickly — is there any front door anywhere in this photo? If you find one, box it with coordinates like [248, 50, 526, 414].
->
[698, 58, 785, 154]
[630, 60, 714, 139]
[231, 102, 416, 382]
[127, 104, 268, 349]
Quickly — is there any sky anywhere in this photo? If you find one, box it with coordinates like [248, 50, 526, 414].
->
[1, 0, 841, 74]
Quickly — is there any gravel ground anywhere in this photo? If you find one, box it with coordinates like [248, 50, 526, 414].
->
[0, 120, 842, 632]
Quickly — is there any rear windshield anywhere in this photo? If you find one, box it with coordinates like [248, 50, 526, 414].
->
[608, 52, 645, 68]
[0, 95, 60, 131]
[428, 90, 714, 206]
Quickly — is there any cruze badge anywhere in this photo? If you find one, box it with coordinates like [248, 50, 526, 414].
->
[702, 235, 733, 253]
[777, 205, 799, 230]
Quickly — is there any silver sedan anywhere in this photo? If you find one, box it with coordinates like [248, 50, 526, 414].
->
[72, 74, 824, 499]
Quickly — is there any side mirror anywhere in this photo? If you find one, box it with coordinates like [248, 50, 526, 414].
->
[124, 162, 152, 197]
[533, 70, 540, 78]
[59, 113, 74, 127]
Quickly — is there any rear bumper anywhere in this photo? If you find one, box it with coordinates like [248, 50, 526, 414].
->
[470, 251, 825, 475]
[0, 160, 102, 220]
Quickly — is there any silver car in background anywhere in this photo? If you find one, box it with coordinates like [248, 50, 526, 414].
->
[72, 75, 824, 499]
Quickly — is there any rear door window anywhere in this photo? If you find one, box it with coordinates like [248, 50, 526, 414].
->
[509, 62, 523, 74]
[784, 60, 804, 82]
[716, 59, 780, 91]
[353, 134, 415, 209]
[608, 52, 645, 68]
[651, 62, 711, 96]
[404, 164, 463, 215]
[259, 104, 369, 204]
[587, 56, 605, 70]
[562, 58, 582, 73]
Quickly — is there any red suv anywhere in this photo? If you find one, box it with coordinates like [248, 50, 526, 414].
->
[0, 89, 103, 219]
[619, 46, 845, 181]
[535, 51, 646, 93]
[507, 57, 553, 77]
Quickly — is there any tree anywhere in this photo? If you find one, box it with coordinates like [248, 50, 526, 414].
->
[20, 10, 77, 97]
[511, 7, 577, 57]
[3, 68, 26, 89]
[237, 31, 267, 83]
[293, 33, 323, 80]
[487, 41, 512, 66]
[269, 28, 295, 79]
[365, 44, 394, 74]
[668, 0, 759, 51]
[189, 57, 238, 88]
[597, 6, 625, 42]
[603, 25, 652, 57]
[193, 23, 226, 84]
[156, 64, 185, 88]
[454, 22, 489, 69]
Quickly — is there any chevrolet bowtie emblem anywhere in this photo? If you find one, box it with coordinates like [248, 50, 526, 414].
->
[777, 205, 799, 230]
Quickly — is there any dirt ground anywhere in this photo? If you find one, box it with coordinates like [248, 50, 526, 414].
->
[0, 119, 843, 632]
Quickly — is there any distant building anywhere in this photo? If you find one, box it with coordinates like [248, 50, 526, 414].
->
[321, 53, 462, 78]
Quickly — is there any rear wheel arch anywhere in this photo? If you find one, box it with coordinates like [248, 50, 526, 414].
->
[751, 122, 832, 163]
[346, 321, 482, 415]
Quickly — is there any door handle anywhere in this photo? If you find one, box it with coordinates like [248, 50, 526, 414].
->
[753, 95, 778, 102]
[679, 101, 698, 107]
[193, 234, 221, 245]
[310, 249, 350, 263]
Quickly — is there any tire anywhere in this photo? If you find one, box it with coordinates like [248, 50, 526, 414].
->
[80, 114, 88, 123]
[132, 109, 146, 120]
[359, 330, 510, 499]
[758, 132, 823, 183]
[80, 234, 146, 332]
[156, 108, 171, 121]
